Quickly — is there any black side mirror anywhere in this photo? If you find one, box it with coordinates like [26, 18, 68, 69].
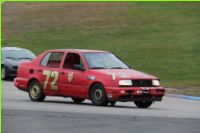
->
[73, 64, 85, 71]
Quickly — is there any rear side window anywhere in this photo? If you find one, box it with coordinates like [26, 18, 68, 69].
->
[40, 52, 64, 67]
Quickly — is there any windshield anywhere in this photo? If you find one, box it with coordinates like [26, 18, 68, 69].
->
[84, 52, 129, 69]
[3, 50, 36, 59]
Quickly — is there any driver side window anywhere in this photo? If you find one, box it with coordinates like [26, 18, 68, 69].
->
[63, 53, 84, 69]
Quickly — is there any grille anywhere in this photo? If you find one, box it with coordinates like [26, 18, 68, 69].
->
[132, 80, 152, 87]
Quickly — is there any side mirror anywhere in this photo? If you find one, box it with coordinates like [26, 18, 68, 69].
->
[73, 64, 85, 71]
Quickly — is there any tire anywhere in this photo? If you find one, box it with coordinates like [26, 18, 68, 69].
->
[90, 84, 108, 106]
[110, 101, 116, 106]
[28, 80, 46, 102]
[134, 100, 153, 108]
[71, 97, 85, 103]
[2, 66, 7, 80]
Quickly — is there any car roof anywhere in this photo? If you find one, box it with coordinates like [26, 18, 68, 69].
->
[2, 47, 28, 51]
[50, 49, 108, 53]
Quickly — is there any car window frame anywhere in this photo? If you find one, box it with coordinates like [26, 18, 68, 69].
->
[40, 51, 65, 68]
[63, 52, 85, 71]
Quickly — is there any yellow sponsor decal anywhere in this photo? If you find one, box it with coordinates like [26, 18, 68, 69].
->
[111, 73, 116, 80]
[68, 72, 74, 83]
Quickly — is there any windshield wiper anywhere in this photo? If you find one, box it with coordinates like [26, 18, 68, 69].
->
[110, 67, 124, 69]
[5, 57, 16, 59]
[90, 67, 106, 69]
[18, 57, 33, 59]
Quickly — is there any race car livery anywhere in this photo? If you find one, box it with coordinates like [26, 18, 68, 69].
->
[14, 49, 165, 108]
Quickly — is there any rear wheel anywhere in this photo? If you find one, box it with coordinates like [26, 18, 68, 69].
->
[71, 97, 85, 103]
[134, 100, 152, 108]
[90, 84, 108, 106]
[28, 80, 46, 102]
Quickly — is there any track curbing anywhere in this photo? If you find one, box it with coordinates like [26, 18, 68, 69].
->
[166, 94, 200, 101]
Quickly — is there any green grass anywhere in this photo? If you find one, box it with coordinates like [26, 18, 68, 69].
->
[2, 2, 200, 87]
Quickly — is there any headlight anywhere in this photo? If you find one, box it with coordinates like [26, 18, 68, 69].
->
[152, 80, 160, 86]
[119, 80, 132, 86]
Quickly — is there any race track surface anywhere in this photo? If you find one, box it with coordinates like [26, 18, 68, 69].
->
[2, 81, 200, 133]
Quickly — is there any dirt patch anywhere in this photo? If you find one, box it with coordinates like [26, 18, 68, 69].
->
[2, 2, 130, 38]
[166, 85, 200, 97]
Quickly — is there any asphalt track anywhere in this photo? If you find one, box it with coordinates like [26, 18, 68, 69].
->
[2, 80, 200, 133]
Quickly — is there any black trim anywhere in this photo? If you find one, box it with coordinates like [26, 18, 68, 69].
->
[117, 95, 163, 102]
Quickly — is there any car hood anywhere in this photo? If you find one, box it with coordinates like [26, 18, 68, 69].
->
[90, 69, 158, 80]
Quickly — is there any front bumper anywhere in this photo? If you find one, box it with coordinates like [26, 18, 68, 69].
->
[106, 86, 165, 102]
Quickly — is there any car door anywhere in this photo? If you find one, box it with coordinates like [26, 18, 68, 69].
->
[58, 52, 87, 98]
[39, 51, 64, 95]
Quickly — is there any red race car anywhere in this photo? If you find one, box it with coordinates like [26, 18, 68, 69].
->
[14, 49, 165, 108]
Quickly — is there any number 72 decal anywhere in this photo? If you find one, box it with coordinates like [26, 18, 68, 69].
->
[43, 70, 59, 91]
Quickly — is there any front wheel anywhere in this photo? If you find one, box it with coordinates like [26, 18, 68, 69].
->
[134, 101, 153, 108]
[28, 80, 46, 102]
[71, 97, 85, 103]
[2, 66, 7, 80]
[110, 101, 117, 106]
[90, 84, 108, 106]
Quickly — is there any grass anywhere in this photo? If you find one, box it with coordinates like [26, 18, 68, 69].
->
[2, 2, 200, 91]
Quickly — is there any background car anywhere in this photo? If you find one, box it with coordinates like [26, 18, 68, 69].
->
[1, 47, 36, 80]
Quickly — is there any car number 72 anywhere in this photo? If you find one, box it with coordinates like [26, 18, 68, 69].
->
[43, 70, 59, 91]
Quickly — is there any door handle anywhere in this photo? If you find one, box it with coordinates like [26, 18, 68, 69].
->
[37, 69, 42, 72]
[60, 72, 65, 75]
